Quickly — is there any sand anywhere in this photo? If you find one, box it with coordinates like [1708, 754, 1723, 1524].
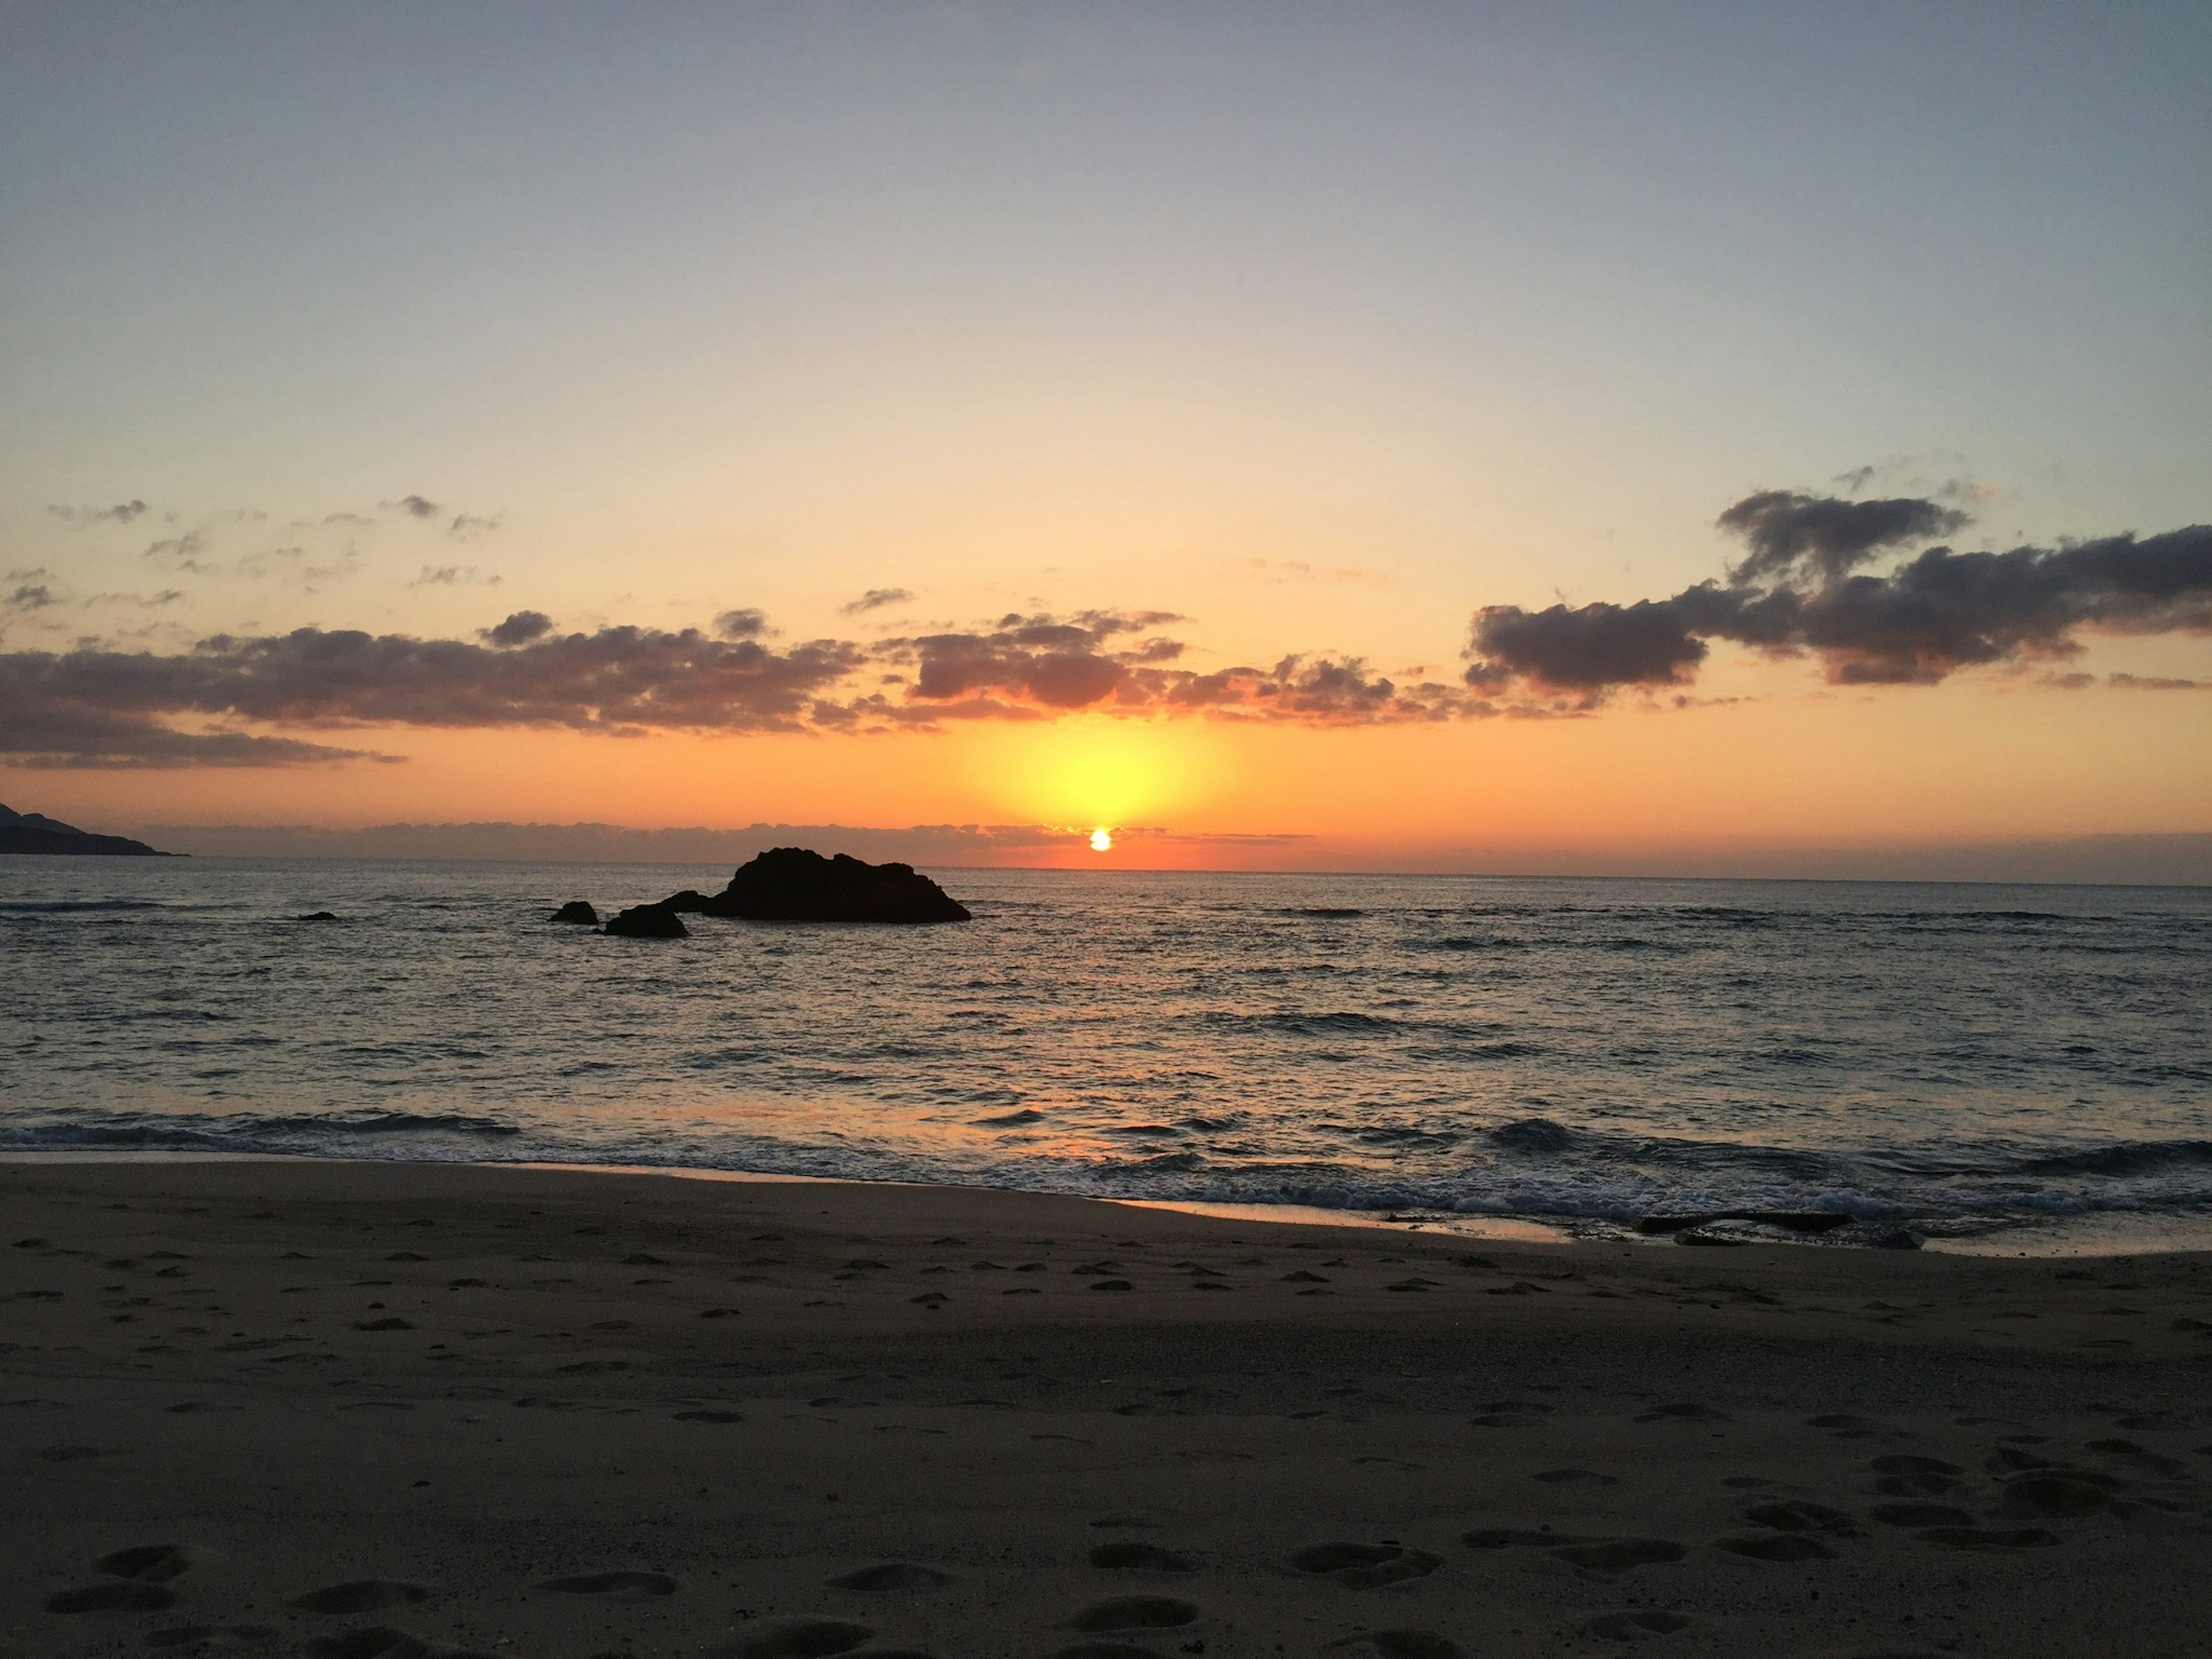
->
[3, 1158, 2210, 1659]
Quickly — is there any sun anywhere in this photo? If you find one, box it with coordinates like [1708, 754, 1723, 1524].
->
[1089, 827, 1114, 853]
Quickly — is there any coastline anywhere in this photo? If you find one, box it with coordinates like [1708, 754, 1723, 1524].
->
[7, 1148, 2212, 1257]
[6, 1156, 2210, 1657]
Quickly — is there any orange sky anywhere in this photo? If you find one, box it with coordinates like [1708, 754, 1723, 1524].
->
[4, 8, 2209, 869]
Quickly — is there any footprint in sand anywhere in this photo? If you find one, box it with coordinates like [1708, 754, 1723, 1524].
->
[94, 1544, 196, 1582]
[713, 1617, 874, 1658]
[1532, 1468, 1618, 1484]
[1089, 1543, 1199, 1571]
[1332, 1631, 1465, 1659]
[1914, 1525, 2060, 1550]
[1716, 1533, 1835, 1562]
[824, 1563, 949, 1590]
[306, 1630, 493, 1659]
[1871, 1503, 1974, 1528]
[1740, 1501, 1862, 1537]
[1290, 1542, 1443, 1589]
[1067, 1595, 1201, 1632]
[293, 1581, 433, 1615]
[46, 1582, 178, 1613]
[1463, 1529, 1604, 1550]
[1868, 1455, 1966, 1497]
[1634, 1403, 1728, 1424]
[535, 1571, 679, 1599]
[1585, 1610, 1692, 1641]
[1999, 1473, 2115, 1518]
[1548, 1540, 1686, 1577]
[145, 1626, 277, 1649]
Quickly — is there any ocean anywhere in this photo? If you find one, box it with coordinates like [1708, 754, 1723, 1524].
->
[4, 857, 2209, 1251]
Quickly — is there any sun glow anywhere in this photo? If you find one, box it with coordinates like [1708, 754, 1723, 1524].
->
[1089, 827, 1113, 853]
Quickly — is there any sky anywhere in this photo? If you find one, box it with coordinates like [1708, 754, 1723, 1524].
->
[3, 2, 2209, 870]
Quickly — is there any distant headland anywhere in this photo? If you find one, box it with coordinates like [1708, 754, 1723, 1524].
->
[0, 804, 174, 857]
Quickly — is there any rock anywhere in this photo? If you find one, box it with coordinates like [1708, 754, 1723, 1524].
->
[660, 889, 711, 913]
[604, 903, 687, 939]
[671, 847, 970, 924]
[549, 900, 599, 925]
[1871, 1228, 1925, 1250]
[0, 803, 173, 857]
[294, 911, 342, 922]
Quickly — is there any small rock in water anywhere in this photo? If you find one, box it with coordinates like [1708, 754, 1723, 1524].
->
[293, 911, 341, 923]
[549, 900, 599, 925]
[604, 903, 688, 939]
[668, 846, 970, 924]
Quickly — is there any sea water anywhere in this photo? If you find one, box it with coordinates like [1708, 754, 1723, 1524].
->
[3, 858, 2207, 1248]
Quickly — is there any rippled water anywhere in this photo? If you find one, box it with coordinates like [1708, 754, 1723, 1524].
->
[4, 857, 2209, 1246]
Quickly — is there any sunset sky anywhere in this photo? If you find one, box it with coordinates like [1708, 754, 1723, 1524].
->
[4, 4, 2208, 869]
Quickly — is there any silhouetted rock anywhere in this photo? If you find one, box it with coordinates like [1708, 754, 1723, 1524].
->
[660, 889, 711, 913]
[550, 900, 599, 925]
[294, 911, 342, 922]
[672, 847, 970, 924]
[0, 803, 172, 857]
[604, 903, 687, 939]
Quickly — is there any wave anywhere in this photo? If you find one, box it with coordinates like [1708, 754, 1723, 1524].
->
[0, 898, 169, 913]
[1203, 1010, 1402, 1036]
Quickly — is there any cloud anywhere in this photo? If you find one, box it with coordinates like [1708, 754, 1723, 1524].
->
[1466, 490, 2212, 698]
[840, 587, 915, 616]
[874, 610, 1477, 725]
[1715, 489, 1972, 584]
[447, 513, 501, 539]
[408, 564, 501, 588]
[482, 611, 554, 647]
[714, 608, 770, 640]
[391, 495, 441, 519]
[0, 622, 869, 768]
[4, 585, 56, 614]
[48, 500, 149, 525]
[141, 532, 211, 572]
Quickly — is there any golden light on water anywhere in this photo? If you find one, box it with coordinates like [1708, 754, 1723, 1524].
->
[1089, 827, 1114, 853]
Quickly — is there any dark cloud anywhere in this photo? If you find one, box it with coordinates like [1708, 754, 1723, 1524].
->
[0, 623, 868, 768]
[5, 585, 56, 614]
[877, 611, 1475, 725]
[1716, 488, 1971, 584]
[714, 608, 769, 640]
[408, 565, 499, 588]
[1467, 491, 2212, 697]
[393, 495, 441, 519]
[839, 587, 914, 616]
[447, 513, 501, 539]
[141, 532, 210, 572]
[885, 611, 1189, 711]
[482, 611, 554, 647]
[48, 501, 149, 525]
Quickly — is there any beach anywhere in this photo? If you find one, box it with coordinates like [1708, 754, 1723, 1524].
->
[5, 1158, 2209, 1659]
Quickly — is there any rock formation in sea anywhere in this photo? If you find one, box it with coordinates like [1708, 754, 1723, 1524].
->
[0, 803, 172, 857]
[550, 900, 600, 925]
[664, 847, 971, 924]
[604, 903, 688, 938]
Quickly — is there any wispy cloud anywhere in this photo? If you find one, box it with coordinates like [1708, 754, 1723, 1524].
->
[47, 500, 149, 525]
[408, 564, 502, 588]
[839, 586, 915, 616]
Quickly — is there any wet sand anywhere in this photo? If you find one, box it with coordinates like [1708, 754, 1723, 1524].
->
[4, 1158, 2210, 1659]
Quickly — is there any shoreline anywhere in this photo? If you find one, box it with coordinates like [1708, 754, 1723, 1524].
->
[6, 1146, 2211, 1258]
